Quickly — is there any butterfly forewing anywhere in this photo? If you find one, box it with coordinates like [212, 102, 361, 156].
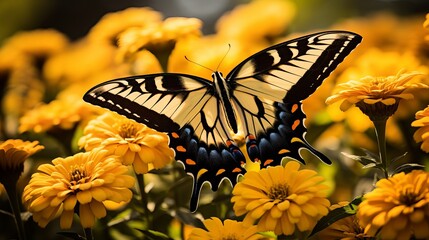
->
[227, 31, 362, 102]
[84, 73, 215, 132]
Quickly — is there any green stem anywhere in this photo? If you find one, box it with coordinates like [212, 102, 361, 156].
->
[136, 173, 152, 229]
[4, 182, 26, 240]
[373, 119, 389, 178]
[83, 227, 93, 240]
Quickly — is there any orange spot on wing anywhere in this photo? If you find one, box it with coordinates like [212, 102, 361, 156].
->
[171, 132, 179, 138]
[232, 168, 242, 173]
[291, 104, 299, 113]
[292, 119, 300, 130]
[176, 146, 186, 152]
[278, 149, 290, 154]
[263, 159, 274, 166]
[185, 159, 196, 165]
[216, 169, 226, 176]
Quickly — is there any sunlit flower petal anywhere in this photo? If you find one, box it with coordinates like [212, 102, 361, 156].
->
[412, 105, 429, 152]
[187, 217, 264, 240]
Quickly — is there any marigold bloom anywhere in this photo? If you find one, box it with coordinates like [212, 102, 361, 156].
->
[187, 217, 264, 240]
[326, 70, 427, 121]
[412, 105, 429, 152]
[216, 0, 295, 42]
[87, 7, 162, 45]
[232, 161, 330, 236]
[357, 170, 429, 240]
[19, 94, 101, 133]
[315, 202, 371, 240]
[424, 13, 429, 41]
[22, 150, 135, 229]
[0, 139, 44, 184]
[117, 17, 202, 60]
[78, 112, 174, 174]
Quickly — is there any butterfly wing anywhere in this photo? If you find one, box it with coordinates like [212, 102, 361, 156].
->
[227, 31, 362, 167]
[83, 73, 246, 212]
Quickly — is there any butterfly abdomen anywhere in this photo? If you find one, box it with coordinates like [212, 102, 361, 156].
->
[212, 71, 238, 133]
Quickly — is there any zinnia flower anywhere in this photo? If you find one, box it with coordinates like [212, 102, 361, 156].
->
[0, 139, 44, 185]
[19, 94, 101, 133]
[117, 17, 202, 61]
[357, 170, 429, 240]
[78, 112, 174, 174]
[231, 161, 330, 236]
[424, 13, 429, 41]
[412, 105, 429, 152]
[22, 150, 135, 229]
[187, 217, 264, 240]
[315, 202, 371, 240]
[326, 70, 427, 121]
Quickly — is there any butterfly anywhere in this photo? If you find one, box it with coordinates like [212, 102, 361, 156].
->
[83, 31, 362, 212]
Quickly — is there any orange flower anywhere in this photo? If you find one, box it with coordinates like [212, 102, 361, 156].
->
[79, 112, 174, 174]
[232, 161, 330, 236]
[412, 105, 429, 152]
[22, 150, 134, 229]
[357, 170, 429, 240]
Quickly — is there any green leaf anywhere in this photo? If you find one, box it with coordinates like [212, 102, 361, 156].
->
[308, 196, 363, 237]
[393, 163, 425, 174]
[390, 152, 408, 163]
[342, 149, 378, 167]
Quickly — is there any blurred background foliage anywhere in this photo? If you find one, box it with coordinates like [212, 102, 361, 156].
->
[1, 0, 429, 239]
[1, 0, 429, 43]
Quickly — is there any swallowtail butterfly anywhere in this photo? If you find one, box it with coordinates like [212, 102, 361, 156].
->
[84, 31, 362, 211]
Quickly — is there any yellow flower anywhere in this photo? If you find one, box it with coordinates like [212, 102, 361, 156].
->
[357, 170, 429, 240]
[87, 7, 162, 45]
[22, 150, 135, 229]
[0, 29, 69, 65]
[412, 105, 429, 152]
[117, 17, 202, 60]
[216, 0, 295, 42]
[19, 94, 101, 133]
[187, 217, 264, 240]
[315, 202, 371, 240]
[326, 70, 427, 121]
[423, 13, 429, 41]
[0, 139, 44, 184]
[78, 112, 174, 174]
[231, 161, 330, 236]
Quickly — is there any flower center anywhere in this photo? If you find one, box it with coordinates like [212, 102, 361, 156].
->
[268, 183, 289, 201]
[69, 167, 90, 188]
[222, 235, 238, 240]
[119, 122, 138, 139]
[399, 188, 422, 206]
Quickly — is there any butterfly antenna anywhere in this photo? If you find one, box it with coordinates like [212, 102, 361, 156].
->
[216, 43, 231, 71]
[184, 56, 214, 72]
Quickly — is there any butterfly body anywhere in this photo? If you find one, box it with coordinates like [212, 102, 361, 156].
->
[84, 31, 362, 211]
